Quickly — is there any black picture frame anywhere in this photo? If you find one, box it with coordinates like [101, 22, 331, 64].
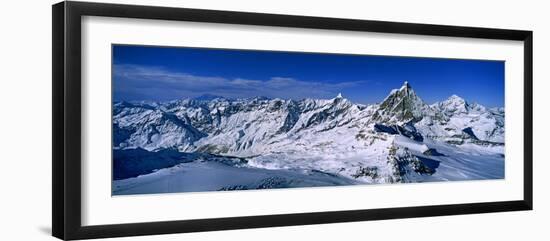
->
[52, 1, 533, 240]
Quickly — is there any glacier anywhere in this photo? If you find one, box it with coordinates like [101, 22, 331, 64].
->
[112, 81, 505, 195]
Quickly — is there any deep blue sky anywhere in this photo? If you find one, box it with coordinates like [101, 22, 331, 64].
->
[113, 45, 504, 107]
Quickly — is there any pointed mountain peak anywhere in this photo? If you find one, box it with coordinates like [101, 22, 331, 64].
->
[373, 81, 428, 124]
[332, 92, 351, 107]
[401, 81, 410, 90]
[386, 81, 417, 100]
[395, 81, 412, 94]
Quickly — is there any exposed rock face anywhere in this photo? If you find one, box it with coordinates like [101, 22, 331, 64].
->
[372, 81, 433, 124]
[386, 143, 435, 183]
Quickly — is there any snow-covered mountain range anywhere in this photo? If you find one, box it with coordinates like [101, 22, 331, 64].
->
[112, 81, 505, 194]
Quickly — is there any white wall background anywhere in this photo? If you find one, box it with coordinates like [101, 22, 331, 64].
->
[0, 0, 547, 240]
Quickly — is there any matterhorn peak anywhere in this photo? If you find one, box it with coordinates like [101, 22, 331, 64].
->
[373, 81, 428, 124]
[397, 81, 414, 96]
[336, 93, 343, 99]
[400, 81, 411, 90]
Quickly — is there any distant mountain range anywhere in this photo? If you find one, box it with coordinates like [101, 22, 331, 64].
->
[112, 81, 505, 187]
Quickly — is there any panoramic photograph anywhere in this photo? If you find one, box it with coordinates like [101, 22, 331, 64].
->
[111, 45, 505, 195]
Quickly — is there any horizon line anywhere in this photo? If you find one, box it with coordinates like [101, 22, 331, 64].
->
[113, 92, 501, 108]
